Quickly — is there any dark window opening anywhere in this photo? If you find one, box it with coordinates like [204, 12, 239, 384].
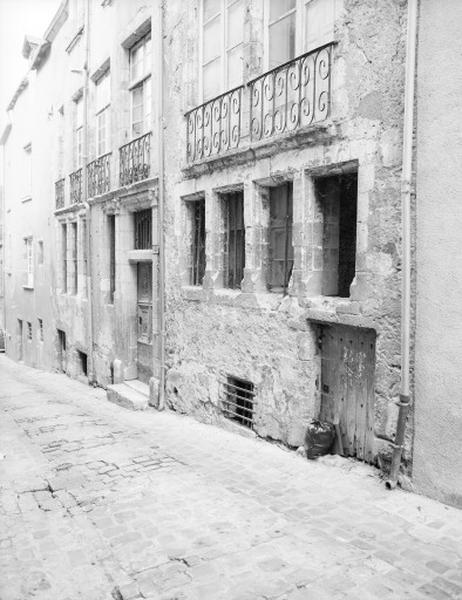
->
[134, 209, 152, 250]
[188, 199, 205, 286]
[223, 192, 245, 289]
[38, 318, 43, 342]
[222, 375, 255, 429]
[268, 182, 294, 295]
[108, 215, 116, 303]
[26, 321, 32, 340]
[78, 350, 88, 376]
[314, 172, 358, 298]
[57, 329, 66, 372]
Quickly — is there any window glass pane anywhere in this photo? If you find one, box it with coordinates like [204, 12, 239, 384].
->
[144, 77, 152, 128]
[203, 16, 221, 64]
[204, 0, 221, 21]
[227, 0, 244, 48]
[96, 72, 110, 112]
[227, 44, 243, 89]
[268, 12, 295, 68]
[132, 85, 143, 136]
[75, 98, 83, 127]
[130, 43, 142, 80]
[97, 110, 106, 155]
[269, 0, 296, 22]
[203, 58, 221, 100]
[144, 36, 152, 75]
[305, 0, 335, 50]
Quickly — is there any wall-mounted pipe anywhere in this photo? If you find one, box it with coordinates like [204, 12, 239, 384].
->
[156, 0, 166, 410]
[386, 0, 418, 490]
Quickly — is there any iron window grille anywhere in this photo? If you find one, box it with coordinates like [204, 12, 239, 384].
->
[268, 182, 294, 295]
[223, 192, 245, 289]
[188, 199, 206, 285]
[26, 322, 32, 340]
[222, 375, 255, 429]
[134, 209, 152, 250]
[38, 318, 44, 342]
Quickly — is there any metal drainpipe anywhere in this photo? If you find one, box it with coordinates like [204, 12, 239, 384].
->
[82, 0, 96, 385]
[156, 0, 166, 409]
[385, 0, 418, 490]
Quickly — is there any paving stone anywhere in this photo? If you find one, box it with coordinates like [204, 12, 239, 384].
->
[1, 356, 462, 600]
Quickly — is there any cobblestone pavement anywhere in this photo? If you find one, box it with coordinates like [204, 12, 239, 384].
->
[1, 356, 461, 600]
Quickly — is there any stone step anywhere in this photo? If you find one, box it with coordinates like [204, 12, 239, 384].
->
[106, 381, 149, 411]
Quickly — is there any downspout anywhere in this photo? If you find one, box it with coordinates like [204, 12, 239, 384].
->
[156, 0, 166, 409]
[386, 0, 418, 489]
[82, 0, 96, 384]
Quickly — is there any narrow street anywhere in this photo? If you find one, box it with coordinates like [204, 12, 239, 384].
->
[0, 356, 461, 600]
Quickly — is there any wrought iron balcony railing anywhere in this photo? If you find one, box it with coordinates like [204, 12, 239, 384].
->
[185, 43, 334, 164]
[69, 168, 83, 205]
[87, 152, 111, 197]
[119, 132, 152, 186]
[186, 86, 243, 163]
[249, 43, 333, 142]
[55, 178, 65, 209]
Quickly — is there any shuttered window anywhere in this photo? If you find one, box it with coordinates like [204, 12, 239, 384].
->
[223, 192, 245, 289]
[268, 183, 293, 294]
[188, 199, 206, 286]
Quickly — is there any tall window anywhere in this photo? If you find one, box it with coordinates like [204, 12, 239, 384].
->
[187, 199, 206, 286]
[266, 0, 336, 68]
[129, 33, 152, 138]
[202, 0, 244, 100]
[134, 209, 152, 250]
[108, 215, 116, 303]
[95, 70, 111, 156]
[62, 223, 68, 293]
[24, 237, 33, 288]
[70, 222, 78, 295]
[268, 183, 293, 295]
[38, 319, 44, 342]
[23, 143, 32, 200]
[74, 95, 84, 168]
[267, 0, 296, 69]
[223, 192, 245, 289]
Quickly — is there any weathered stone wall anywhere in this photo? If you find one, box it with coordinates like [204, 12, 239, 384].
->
[413, 0, 462, 507]
[162, 0, 407, 455]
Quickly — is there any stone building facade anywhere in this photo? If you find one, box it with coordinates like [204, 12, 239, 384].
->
[1, 0, 461, 506]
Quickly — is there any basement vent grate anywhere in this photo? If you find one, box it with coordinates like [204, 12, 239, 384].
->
[222, 375, 255, 429]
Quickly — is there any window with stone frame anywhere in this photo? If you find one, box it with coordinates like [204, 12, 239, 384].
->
[186, 198, 206, 286]
[129, 33, 152, 138]
[38, 318, 44, 342]
[266, 0, 336, 69]
[69, 222, 78, 295]
[26, 321, 32, 341]
[267, 182, 294, 295]
[201, 0, 244, 100]
[222, 191, 245, 289]
[313, 171, 358, 298]
[95, 69, 111, 156]
[24, 237, 34, 288]
[74, 95, 84, 168]
[61, 223, 68, 293]
[134, 209, 152, 249]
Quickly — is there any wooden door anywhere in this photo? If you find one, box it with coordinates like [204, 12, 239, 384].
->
[136, 262, 153, 385]
[320, 324, 375, 463]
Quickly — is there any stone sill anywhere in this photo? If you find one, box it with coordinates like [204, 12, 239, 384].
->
[54, 202, 85, 216]
[128, 249, 153, 263]
[181, 285, 289, 311]
[21, 196, 32, 203]
[182, 120, 341, 179]
[302, 296, 378, 330]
